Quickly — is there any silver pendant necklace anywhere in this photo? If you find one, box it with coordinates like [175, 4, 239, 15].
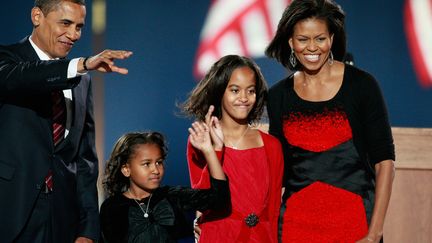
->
[226, 125, 249, 149]
[132, 193, 153, 218]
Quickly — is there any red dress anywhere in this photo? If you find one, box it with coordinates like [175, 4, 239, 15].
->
[281, 103, 369, 242]
[187, 131, 283, 243]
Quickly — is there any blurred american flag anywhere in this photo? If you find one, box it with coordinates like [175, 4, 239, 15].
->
[194, 0, 291, 79]
[404, 0, 432, 87]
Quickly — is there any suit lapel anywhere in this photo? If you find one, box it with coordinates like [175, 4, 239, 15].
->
[17, 37, 40, 61]
[15, 38, 55, 147]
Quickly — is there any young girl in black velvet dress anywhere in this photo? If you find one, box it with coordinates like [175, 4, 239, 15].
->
[100, 123, 229, 243]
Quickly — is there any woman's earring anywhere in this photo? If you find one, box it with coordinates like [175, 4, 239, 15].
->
[328, 51, 334, 65]
[289, 49, 297, 67]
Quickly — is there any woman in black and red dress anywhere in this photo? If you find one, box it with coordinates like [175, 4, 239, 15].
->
[265, 0, 395, 242]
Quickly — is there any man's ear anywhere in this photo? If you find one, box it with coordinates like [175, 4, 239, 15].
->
[31, 7, 43, 27]
[121, 164, 130, 177]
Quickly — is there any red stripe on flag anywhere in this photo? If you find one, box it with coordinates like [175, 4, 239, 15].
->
[259, 0, 276, 38]
[194, 0, 291, 79]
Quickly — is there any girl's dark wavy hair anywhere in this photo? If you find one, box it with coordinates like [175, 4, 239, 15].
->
[180, 55, 268, 125]
[265, 0, 346, 70]
[102, 131, 168, 196]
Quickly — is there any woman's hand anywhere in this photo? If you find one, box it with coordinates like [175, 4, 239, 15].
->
[193, 215, 202, 243]
[356, 233, 382, 243]
[75, 237, 93, 243]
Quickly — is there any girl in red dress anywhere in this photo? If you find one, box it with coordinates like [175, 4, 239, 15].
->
[181, 55, 284, 243]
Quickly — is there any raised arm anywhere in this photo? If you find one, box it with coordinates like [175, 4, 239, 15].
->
[77, 49, 132, 75]
[188, 121, 225, 181]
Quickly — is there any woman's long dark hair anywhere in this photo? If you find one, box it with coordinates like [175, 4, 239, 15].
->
[265, 0, 346, 70]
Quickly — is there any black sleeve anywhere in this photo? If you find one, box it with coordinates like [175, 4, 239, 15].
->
[267, 80, 291, 186]
[267, 82, 285, 142]
[167, 177, 230, 212]
[358, 73, 395, 165]
[99, 197, 129, 243]
[0, 45, 78, 97]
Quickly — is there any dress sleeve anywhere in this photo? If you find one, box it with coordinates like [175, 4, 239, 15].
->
[186, 139, 224, 189]
[358, 74, 395, 165]
[99, 197, 128, 243]
[99, 201, 113, 243]
[168, 177, 230, 212]
[267, 81, 291, 185]
[267, 83, 285, 143]
[264, 134, 284, 243]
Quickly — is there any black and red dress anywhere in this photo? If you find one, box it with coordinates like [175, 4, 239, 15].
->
[267, 64, 395, 242]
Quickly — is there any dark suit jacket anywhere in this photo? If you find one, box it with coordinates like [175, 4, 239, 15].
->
[0, 37, 99, 242]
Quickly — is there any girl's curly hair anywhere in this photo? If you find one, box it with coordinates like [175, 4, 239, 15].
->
[102, 131, 168, 196]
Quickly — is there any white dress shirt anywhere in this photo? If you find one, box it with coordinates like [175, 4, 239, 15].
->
[29, 36, 86, 138]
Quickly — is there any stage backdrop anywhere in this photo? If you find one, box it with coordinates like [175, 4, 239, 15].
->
[2, 0, 431, 193]
[2, 1, 431, 242]
[102, 0, 432, 188]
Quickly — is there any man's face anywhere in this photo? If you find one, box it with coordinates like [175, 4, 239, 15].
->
[31, 1, 86, 58]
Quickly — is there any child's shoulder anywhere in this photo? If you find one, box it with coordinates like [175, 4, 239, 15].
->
[101, 194, 129, 210]
[255, 128, 280, 144]
[153, 185, 177, 202]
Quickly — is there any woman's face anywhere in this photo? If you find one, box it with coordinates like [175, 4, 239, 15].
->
[221, 66, 257, 124]
[121, 143, 165, 197]
[289, 18, 333, 72]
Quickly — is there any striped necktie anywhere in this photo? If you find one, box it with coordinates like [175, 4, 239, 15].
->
[52, 90, 66, 146]
[45, 90, 66, 191]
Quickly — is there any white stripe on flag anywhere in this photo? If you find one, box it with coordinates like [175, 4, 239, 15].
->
[194, 0, 291, 78]
[405, 0, 432, 86]
[410, 0, 432, 82]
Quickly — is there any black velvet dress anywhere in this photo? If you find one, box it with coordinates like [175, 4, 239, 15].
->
[100, 177, 229, 243]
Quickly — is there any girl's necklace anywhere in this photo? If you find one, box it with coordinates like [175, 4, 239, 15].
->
[226, 125, 249, 149]
[129, 190, 152, 218]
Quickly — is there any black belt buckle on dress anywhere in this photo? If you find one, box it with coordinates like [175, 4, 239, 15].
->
[244, 213, 259, 227]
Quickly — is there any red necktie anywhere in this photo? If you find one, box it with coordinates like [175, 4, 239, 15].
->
[45, 91, 66, 191]
[45, 170, 53, 192]
[52, 90, 66, 146]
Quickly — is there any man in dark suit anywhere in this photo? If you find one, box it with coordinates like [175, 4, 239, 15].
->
[0, 0, 132, 242]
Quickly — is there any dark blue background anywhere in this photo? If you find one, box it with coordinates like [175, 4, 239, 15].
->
[2, 1, 430, 242]
[102, 0, 432, 187]
[2, 0, 430, 195]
